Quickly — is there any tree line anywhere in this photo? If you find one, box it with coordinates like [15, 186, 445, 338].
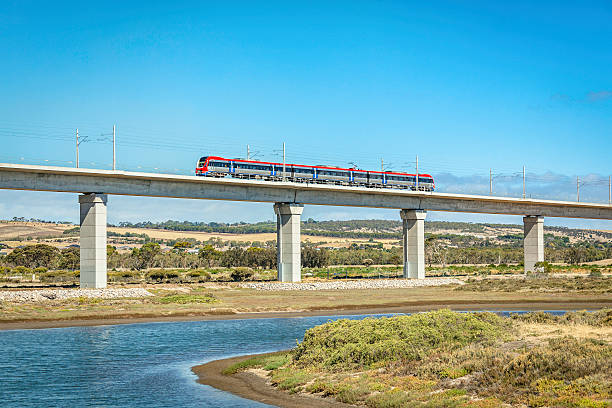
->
[2, 241, 610, 273]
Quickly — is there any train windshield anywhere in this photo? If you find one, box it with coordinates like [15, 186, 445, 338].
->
[197, 157, 208, 167]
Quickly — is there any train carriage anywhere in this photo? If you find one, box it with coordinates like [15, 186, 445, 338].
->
[195, 156, 435, 191]
[315, 167, 350, 184]
[292, 165, 315, 181]
[352, 169, 369, 186]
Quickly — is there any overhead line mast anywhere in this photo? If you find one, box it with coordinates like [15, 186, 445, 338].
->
[112, 124, 116, 170]
[76, 128, 79, 168]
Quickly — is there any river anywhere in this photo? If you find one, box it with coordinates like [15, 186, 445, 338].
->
[0, 311, 565, 407]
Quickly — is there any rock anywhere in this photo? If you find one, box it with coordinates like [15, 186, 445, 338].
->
[0, 288, 153, 303]
[239, 278, 463, 291]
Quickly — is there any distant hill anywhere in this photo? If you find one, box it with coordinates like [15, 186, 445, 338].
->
[112, 219, 612, 244]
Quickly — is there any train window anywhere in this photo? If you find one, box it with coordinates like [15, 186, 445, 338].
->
[370, 174, 382, 179]
[419, 177, 432, 183]
[389, 176, 408, 181]
[241, 164, 266, 171]
[321, 170, 338, 176]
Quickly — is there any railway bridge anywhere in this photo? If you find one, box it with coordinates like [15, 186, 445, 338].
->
[1, 163, 611, 288]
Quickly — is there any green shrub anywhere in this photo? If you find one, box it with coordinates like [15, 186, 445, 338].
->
[146, 269, 181, 282]
[187, 269, 211, 281]
[589, 269, 603, 278]
[146, 270, 166, 281]
[501, 337, 612, 386]
[14, 266, 33, 275]
[292, 310, 510, 370]
[33, 267, 47, 274]
[230, 267, 254, 282]
[165, 271, 179, 279]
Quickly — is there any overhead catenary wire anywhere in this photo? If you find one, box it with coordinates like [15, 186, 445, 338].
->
[1, 120, 611, 203]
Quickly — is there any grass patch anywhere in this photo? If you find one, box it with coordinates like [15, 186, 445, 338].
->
[157, 293, 217, 304]
[457, 276, 612, 293]
[222, 352, 289, 375]
[269, 368, 314, 393]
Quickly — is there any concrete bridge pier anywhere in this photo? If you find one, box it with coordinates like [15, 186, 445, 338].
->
[400, 209, 427, 279]
[523, 215, 544, 273]
[79, 193, 108, 288]
[274, 203, 304, 282]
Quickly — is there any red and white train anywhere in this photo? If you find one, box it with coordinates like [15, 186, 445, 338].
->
[195, 156, 435, 191]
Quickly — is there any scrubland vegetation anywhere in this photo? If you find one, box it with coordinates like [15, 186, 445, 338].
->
[227, 309, 612, 408]
[2, 220, 611, 277]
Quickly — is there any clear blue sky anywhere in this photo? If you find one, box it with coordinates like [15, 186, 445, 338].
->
[0, 1, 611, 228]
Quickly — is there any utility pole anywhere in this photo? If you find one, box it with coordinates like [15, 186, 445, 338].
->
[577, 176, 580, 202]
[522, 166, 526, 199]
[76, 128, 79, 168]
[112, 124, 116, 170]
[381, 158, 384, 172]
[489, 168, 493, 195]
[609, 175, 611, 205]
[247, 145, 250, 160]
[415, 155, 419, 191]
[282, 142, 286, 181]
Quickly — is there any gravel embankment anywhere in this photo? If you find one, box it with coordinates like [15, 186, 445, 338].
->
[240, 278, 463, 291]
[0, 288, 153, 303]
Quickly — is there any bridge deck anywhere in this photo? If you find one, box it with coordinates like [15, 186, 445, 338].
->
[0, 163, 611, 219]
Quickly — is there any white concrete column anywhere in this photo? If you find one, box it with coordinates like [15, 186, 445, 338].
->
[274, 203, 304, 282]
[79, 193, 108, 288]
[400, 209, 427, 279]
[523, 215, 544, 273]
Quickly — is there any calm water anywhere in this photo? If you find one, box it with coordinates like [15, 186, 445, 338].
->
[0, 311, 565, 407]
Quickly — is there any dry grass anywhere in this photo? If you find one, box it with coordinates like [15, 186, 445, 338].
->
[108, 227, 401, 248]
[517, 322, 612, 342]
[0, 221, 73, 240]
[1, 282, 610, 324]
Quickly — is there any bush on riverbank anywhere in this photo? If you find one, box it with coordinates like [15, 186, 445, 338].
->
[293, 310, 510, 370]
[226, 309, 612, 408]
